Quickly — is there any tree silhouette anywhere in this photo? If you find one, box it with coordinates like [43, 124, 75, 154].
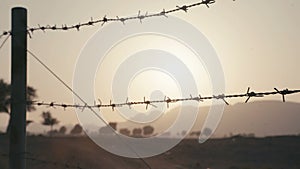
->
[41, 111, 59, 136]
[0, 79, 37, 133]
[59, 126, 67, 135]
[132, 128, 142, 138]
[143, 125, 154, 136]
[109, 122, 117, 130]
[0, 79, 10, 113]
[202, 127, 212, 136]
[70, 124, 83, 135]
[119, 128, 130, 136]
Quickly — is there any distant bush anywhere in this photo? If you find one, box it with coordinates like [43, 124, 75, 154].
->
[109, 122, 117, 130]
[119, 128, 130, 136]
[143, 125, 154, 136]
[70, 124, 83, 135]
[59, 126, 67, 135]
[41, 111, 59, 136]
[48, 129, 59, 136]
[132, 128, 142, 138]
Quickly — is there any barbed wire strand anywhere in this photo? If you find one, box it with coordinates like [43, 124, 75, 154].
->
[0, 0, 216, 40]
[0, 34, 10, 50]
[26, 48, 152, 169]
[26, 88, 300, 111]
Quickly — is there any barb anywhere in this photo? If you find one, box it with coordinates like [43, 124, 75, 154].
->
[26, 88, 300, 110]
[0, 0, 216, 39]
[244, 87, 264, 103]
[274, 88, 299, 102]
[0, 31, 11, 40]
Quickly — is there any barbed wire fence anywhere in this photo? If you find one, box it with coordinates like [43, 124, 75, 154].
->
[12, 11, 300, 169]
[0, 0, 297, 118]
[1, 2, 221, 169]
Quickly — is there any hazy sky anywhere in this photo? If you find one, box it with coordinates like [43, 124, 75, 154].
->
[0, 0, 299, 133]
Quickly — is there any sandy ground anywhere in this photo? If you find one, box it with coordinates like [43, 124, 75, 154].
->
[0, 134, 300, 169]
